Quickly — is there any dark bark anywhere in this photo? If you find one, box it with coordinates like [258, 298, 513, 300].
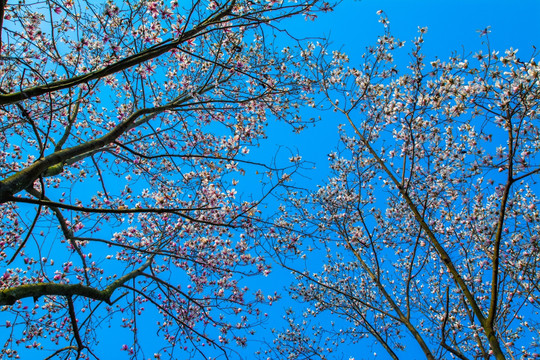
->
[0, 1, 234, 106]
[0, 257, 153, 305]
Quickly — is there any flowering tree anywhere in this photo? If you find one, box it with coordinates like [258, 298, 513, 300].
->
[0, 0, 333, 358]
[269, 15, 540, 360]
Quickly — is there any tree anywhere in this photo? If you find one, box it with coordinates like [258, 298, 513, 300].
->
[268, 14, 540, 360]
[0, 0, 333, 358]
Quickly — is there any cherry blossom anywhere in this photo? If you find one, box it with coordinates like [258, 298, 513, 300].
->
[0, 0, 335, 358]
[267, 13, 540, 360]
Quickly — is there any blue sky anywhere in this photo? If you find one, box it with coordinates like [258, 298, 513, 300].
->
[250, 1, 540, 359]
[264, 0, 540, 178]
[110, 1, 540, 358]
[2, 1, 539, 359]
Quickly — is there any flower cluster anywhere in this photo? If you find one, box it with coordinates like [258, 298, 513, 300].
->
[269, 13, 540, 360]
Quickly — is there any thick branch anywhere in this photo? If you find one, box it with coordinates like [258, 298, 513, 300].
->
[0, 1, 235, 106]
[486, 114, 515, 358]
[67, 296, 84, 352]
[0, 257, 153, 306]
[0, 94, 190, 203]
[0, 73, 225, 204]
[10, 195, 209, 214]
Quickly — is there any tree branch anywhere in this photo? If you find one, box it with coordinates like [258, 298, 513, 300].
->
[339, 109, 507, 360]
[0, 1, 235, 106]
[0, 257, 153, 306]
[0, 73, 225, 203]
[67, 296, 84, 353]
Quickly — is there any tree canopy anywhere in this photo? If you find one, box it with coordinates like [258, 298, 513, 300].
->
[1, 1, 539, 360]
[268, 14, 540, 360]
[0, 0, 331, 358]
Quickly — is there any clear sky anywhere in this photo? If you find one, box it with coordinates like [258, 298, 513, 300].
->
[250, 1, 540, 359]
[3, 1, 539, 359]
